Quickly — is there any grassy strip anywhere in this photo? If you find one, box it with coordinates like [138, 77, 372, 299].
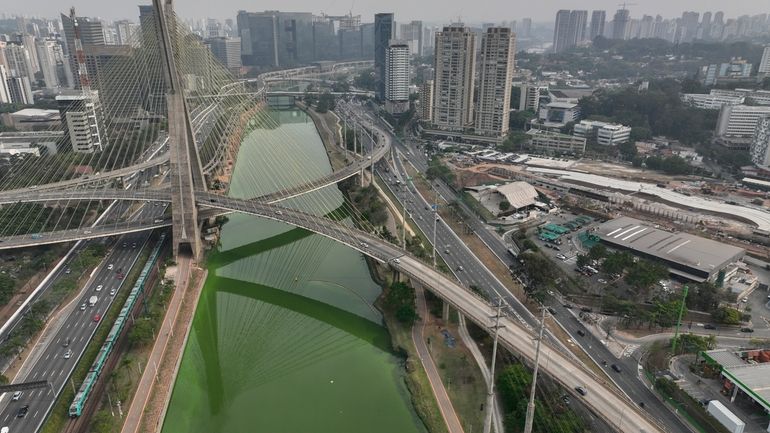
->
[40, 246, 152, 433]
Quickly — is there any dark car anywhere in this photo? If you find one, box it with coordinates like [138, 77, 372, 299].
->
[563, 303, 574, 309]
[547, 307, 557, 315]
[576, 329, 586, 337]
[575, 386, 587, 396]
[704, 324, 717, 330]
[611, 364, 622, 373]
[740, 327, 754, 333]
[580, 307, 592, 313]
[17, 405, 29, 418]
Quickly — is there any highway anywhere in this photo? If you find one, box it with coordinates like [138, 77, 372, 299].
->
[337, 101, 691, 432]
[0, 205, 167, 433]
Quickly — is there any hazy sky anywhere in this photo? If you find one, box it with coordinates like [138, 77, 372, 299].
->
[4, 0, 768, 23]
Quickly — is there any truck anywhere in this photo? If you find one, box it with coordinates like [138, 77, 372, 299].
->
[706, 400, 745, 433]
[31, 234, 42, 239]
[88, 296, 98, 307]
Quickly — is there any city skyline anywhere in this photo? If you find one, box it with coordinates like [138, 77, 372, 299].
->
[2, 0, 769, 25]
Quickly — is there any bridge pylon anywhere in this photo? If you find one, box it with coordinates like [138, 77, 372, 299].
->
[153, 0, 206, 260]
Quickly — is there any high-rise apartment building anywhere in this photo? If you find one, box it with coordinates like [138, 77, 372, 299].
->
[589, 11, 606, 40]
[114, 20, 138, 46]
[759, 46, 770, 78]
[56, 92, 106, 153]
[206, 37, 242, 72]
[553, 10, 587, 52]
[6, 76, 34, 104]
[751, 115, 770, 168]
[35, 39, 62, 90]
[519, 84, 548, 113]
[475, 27, 515, 137]
[384, 42, 410, 114]
[432, 24, 476, 130]
[237, 11, 314, 68]
[399, 20, 423, 56]
[420, 79, 433, 121]
[520, 18, 532, 38]
[374, 13, 395, 101]
[0, 66, 11, 104]
[2, 43, 34, 79]
[612, 8, 631, 39]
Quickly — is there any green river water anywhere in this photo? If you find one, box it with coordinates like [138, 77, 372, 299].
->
[161, 109, 426, 433]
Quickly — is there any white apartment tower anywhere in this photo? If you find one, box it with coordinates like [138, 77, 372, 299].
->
[432, 25, 476, 131]
[475, 27, 516, 137]
[384, 41, 411, 114]
[56, 92, 107, 153]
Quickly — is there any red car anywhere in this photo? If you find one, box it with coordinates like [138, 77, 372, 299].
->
[116, 273, 124, 280]
[93, 314, 101, 322]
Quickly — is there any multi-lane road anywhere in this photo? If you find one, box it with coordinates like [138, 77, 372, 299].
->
[0, 202, 167, 433]
[338, 101, 692, 433]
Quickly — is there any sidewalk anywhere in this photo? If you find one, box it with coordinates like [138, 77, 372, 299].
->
[120, 257, 205, 433]
[413, 286, 465, 433]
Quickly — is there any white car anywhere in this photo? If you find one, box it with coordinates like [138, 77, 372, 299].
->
[96, 284, 103, 292]
[11, 391, 21, 401]
[109, 289, 116, 296]
[107, 264, 114, 270]
[63, 349, 72, 359]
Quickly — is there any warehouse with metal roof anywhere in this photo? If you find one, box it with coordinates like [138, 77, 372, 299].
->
[597, 217, 745, 283]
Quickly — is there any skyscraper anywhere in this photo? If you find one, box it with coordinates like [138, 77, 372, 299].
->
[552, 10, 572, 52]
[475, 27, 515, 137]
[374, 13, 394, 101]
[759, 46, 770, 78]
[0, 65, 12, 104]
[612, 8, 631, 40]
[61, 13, 105, 89]
[237, 11, 314, 68]
[520, 18, 532, 38]
[553, 10, 588, 52]
[384, 41, 410, 114]
[206, 37, 242, 73]
[432, 24, 476, 130]
[590, 10, 606, 40]
[2, 43, 34, 79]
[399, 21, 423, 56]
[420, 79, 433, 121]
[6, 76, 34, 104]
[56, 92, 106, 153]
[35, 39, 62, 89]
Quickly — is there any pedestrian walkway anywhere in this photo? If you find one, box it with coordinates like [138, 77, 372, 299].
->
[413, 286, 465, 433]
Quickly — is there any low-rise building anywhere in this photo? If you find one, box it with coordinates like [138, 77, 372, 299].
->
[681, 92, 744, 110]
[0, 131, 62, 156]
[526, 129, 586, 154]
[537, 101, 580, 128]
[716, 104, 770, 150]
[1, 108, 61, 131]
[573, 120, 631, 145]
[597, 216, 745, 283]
[56, 92, 107, 154]
[751, 115, 770, 169]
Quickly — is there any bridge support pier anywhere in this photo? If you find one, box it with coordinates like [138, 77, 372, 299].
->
[442, 301, 450, 322]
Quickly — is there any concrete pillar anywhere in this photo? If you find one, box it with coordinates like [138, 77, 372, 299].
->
[442, 301, 450, 322]
[731, 383, 739, 402]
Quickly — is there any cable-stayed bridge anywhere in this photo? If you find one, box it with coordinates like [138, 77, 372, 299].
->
[0, 1, 663, 432]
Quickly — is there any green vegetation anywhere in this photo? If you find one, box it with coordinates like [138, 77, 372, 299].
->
[0, 243, 106, 358]
[346, 183, 389, 227]
[670, 334, 716, 355]
[0, 202, 98, 237]
[642, 155, 692, 175]
[353, 68, 375, 91]
[711, 306, 744, 325]
[497, 363, 585, 433]
[384, 281, 417, 325]
[579, 79, 718, 146]
[315, 91, 336, 113]
[425, 156, 455, 186]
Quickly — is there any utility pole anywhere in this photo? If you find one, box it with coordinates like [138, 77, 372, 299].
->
[432, 204, 438, 268]
[401, 191, 408, 250]
[523, 307, 548, 433]
[670, 285, 689, 355]
[483, 298, 505, 433]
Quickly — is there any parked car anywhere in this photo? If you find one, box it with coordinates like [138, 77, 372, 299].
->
[740, 327, 754, 333]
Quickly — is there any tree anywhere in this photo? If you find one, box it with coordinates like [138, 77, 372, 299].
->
[0, 273, 16, 306]
[588, 244, 607, 260]
[316, 92, 336, 113]
[499, 131, 529, 152]
[91, 409, 113, 433]
[353, 69, 375, 91]
[712, 306, 743, 325]
[386, 282, 417, 324]
[128, 318, 155, 346]
[499, 201, 511, 212]
[509, 109, 535, 130]
[520, 252, 558, 286]
[618, 140, 638, 160]
[576, 254, 591, 268]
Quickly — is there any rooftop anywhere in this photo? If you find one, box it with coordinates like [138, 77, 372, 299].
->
[10, 109, 60, 119]
[703, 349, 770, 411]
[495, 181, 538, 210]
[597, 217, 745, 278]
